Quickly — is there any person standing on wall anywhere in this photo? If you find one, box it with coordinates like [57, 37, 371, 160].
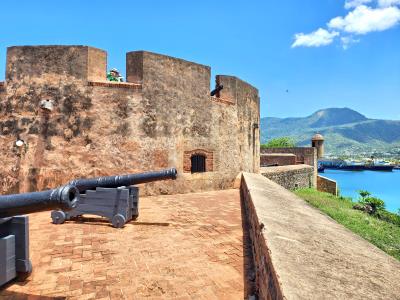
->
[107, 68, 124, 82]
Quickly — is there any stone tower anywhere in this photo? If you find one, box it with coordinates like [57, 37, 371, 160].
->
[0, 45, 260, 195]
[311, 133, 324, 159]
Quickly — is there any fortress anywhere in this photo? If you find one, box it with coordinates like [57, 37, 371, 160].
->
[1, 46, 399, 299]
[0, 45, 259, 195]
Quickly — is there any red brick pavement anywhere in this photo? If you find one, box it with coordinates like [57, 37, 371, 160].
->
[0, 189, 254, 299]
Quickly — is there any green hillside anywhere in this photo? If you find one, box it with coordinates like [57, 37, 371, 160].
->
[261, 108, 400, 156]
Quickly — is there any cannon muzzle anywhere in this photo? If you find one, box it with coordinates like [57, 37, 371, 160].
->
[69, 168, 178, 192]
[0, 185, 79, 218]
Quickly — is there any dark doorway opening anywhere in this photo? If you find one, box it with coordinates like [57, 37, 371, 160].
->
[191, 154, 206, 173]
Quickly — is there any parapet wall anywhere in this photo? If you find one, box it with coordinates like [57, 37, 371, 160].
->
[260, 153, 296, 167]
[317, 175, 338, 196]
[0, 45, 260, 195]
[260, 165, 314, 190]
[6, 46, 106, 83]
[240, 172, 400, 299]
[261, 147, 316, 166]
[261, 147, 317, 186]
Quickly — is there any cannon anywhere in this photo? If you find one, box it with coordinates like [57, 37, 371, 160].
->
[51, 168, 177, 228]
[210, 84, 224, 97]
[0, 185, 79, 286]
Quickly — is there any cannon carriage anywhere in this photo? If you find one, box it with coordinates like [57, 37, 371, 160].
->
[51, 168, 177, 228]
[0, 168, 177, 286]
[0, 185, 79, 286]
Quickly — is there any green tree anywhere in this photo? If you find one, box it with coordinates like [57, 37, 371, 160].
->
[358, 190, 371, 201]
[360, 196, 385, 212]
[261, 137, 295, 148]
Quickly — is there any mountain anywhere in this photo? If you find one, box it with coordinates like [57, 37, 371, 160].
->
[260, 108, 400, 156]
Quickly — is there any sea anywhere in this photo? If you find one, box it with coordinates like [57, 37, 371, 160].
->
[323, 169, 400, 213]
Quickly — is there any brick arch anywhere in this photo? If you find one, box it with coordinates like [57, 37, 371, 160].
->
[183, 149, 214, 173]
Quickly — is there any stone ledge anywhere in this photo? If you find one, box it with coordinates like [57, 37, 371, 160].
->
[241, 172, 400, 299]
[260, 164, 313, 174]
[210, 96, 235, 105]
[260, 164, 313, 190]
[88, 81, 142, 90]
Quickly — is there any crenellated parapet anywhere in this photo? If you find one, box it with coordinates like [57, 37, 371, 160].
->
[0, 45, 260, 195]
[3, 46, 259, 107]
[6, 46, 106, 83]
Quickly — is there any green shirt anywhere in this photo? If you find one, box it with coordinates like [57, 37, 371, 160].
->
[107, 72, 119, 82]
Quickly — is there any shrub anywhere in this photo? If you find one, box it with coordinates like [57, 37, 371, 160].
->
[376, 210, 400, 227]
[261, 137, 295, 148]
[356, 196, 385, 215]
[358, 190, 371, 200]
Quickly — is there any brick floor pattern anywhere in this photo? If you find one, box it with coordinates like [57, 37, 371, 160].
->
[1, 189, 252, 300]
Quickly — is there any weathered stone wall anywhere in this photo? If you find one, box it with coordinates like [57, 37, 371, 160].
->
[261, 147, 317, 186]
[261, 147, 316, 166]
[317, 175, 338, 196]
[0, 46, 260, 195]
[0, 81, 5, 109]
[124, 51, 259, 194]
[260, 165, 314, 190]
[260, 153, 296, 167]
[240, 174, 283, 300]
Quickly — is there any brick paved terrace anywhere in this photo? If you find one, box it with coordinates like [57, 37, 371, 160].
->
[0, 189, 255, 300]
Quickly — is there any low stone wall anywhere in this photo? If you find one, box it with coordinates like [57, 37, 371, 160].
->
[317, 175, 338, 195]
[260, 164, 314, 190]
[261, 147, 316, 166]
[240, 172, 400, 299]
[260, 153, 296, 167]
[240, 174, 283, 300]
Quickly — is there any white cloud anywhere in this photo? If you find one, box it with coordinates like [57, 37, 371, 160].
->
[378, 0, 400, 7]
[291, 1, 400, 49]
[292, 28, 339, 48]
[341, 36, 360, 49]
[345, 0, 373, 9]
[328, 5, 400, 34]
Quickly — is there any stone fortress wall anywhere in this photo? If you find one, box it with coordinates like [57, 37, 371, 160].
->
[260, 147, 317, 188]
[0, 45, 260, 195]
[260, 164, 314, 190]
[317, 175, 338, 196]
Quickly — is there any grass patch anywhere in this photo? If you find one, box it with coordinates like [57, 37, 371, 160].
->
[294, 188, 400, 261]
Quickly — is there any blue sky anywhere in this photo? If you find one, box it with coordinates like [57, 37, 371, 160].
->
[0, 0, 399, 119]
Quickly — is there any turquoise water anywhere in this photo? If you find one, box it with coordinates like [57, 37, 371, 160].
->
[323, 169, 400, 213]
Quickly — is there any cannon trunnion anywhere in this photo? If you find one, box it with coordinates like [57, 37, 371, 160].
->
[52, 168, 177, 228]
[0, 185, 79, 286]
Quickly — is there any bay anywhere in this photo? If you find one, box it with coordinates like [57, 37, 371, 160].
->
[322, 169, 400, 213]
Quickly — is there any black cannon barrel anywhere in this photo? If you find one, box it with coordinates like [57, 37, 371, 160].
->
[0, 185, 79, 218]
[69, 168, 178, 193]
[210, 84, 224, 96]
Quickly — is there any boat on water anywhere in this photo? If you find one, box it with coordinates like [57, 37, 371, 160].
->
[365, 165, 394, 171]
[339, 161, 365, 171]
[365, 160, 394, 171]
[318, 159, 394, 171]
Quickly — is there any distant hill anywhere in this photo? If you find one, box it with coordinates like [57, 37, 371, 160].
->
[260, 108, 400, 155]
